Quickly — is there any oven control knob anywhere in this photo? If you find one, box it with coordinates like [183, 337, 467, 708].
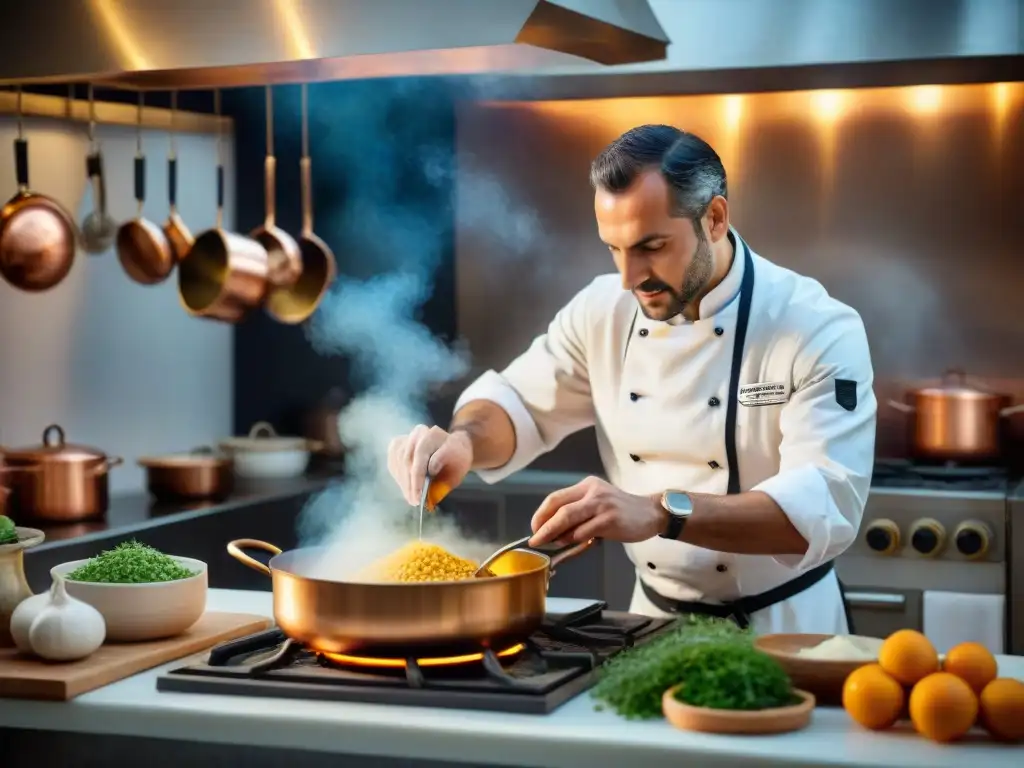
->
[954, 520, 992, 560]
[910, 518, 946, 557]
[864, 519, 901, 555]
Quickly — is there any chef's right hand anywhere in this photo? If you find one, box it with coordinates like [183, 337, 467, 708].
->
[387, 425, 473, 509]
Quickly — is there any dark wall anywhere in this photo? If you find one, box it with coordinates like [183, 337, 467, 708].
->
[224, 79, 460, 436]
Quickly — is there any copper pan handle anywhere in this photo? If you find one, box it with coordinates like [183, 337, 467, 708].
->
[88, 456, 123, 476]
[548, 538, 597, 575]
[1000, 404, 1024, 418]
[887, 399, 915, 414]
[227, 538, 282, 577]
[263, 155, 277, 228]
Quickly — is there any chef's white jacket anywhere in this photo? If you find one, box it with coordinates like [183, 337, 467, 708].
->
[454, 231, 877, 634]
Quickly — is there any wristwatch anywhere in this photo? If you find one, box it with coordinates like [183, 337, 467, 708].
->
[659, 490, 694, 540]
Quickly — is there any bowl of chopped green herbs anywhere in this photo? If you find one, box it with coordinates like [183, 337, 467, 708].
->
[660, 643, 815, 734]
[50, 541, 207, 641]
[590, 615, 814, 734]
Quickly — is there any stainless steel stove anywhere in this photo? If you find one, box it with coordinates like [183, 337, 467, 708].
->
[156, 602, 675, 714]
[1008, 480, 1024, 655]
[836, 459, 1011, 651]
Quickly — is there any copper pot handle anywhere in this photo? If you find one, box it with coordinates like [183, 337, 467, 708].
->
[887, 399, 915, 414]
[548, 538, 597, 575]
[84, 456, 123, 476]
[249, 421, 277, 439]
[1001, 404, 1024, 418]
[227, 538, 282, 577]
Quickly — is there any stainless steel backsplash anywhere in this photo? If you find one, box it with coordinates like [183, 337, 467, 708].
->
[454, 82, 1024, 468]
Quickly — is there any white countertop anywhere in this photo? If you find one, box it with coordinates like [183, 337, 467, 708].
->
[1, 589, 1021, 767]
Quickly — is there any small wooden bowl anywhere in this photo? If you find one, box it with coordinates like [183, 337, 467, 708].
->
[754, 633, 877, 704]
[662, 685, 816, 735]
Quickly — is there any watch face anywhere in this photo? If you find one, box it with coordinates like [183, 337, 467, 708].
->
[664, 491, 693, 516]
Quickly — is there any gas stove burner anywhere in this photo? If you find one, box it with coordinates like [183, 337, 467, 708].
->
[320, 644, 526, 670]
[157, 607, 676, 714]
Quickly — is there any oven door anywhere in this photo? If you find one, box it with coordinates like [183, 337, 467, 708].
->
[844, 587, 922, 638]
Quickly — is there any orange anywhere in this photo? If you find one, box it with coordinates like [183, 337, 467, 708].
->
[909, 672, 979, 743]
[978, 678, 1024, 742]
[879, 630, 940, 686]
[943, 642, 998, 693]
[842, 664, 905, 731]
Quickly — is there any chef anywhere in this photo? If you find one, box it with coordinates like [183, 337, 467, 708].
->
[387, 124, 876, 635]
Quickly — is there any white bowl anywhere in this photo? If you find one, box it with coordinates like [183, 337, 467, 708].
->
[51, 556, 208, 642]
[230, 449, 311, 479]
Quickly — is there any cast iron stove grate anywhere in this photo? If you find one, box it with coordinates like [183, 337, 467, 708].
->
[156, 602, 673, 714]
[871, 458, 1009, 492]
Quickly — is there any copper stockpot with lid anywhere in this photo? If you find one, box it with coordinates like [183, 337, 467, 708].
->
[888, 369, 1024, 462]
[1, 424, 123, 522]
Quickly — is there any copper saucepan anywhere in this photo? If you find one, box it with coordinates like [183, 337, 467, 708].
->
[138, 447, 233, 501]
[162, 91, 193, 263]
[250, 85, 301, 291]
[0, 88, 76, 292]
[888, 369, 1024, 462]
[263, 83, 335, 325]
[117, 92, 175, 284]
[227, 537, 594, 655]
[177, 90, 269, 322]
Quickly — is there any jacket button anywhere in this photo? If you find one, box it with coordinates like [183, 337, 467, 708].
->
[630, 392, 640, 402]
[638, 328, 649, 337]
[629, 453, 641, 462]
[647, 562, 657, 570]
[708, 396, 720, 407]
[716, 564, 728, 573]
[714, 327, 724, 336]
[708, 460, 720, 469]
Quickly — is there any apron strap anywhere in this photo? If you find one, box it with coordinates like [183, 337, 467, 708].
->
[639, 561, 837, 629]
[724, 237, 755, 495]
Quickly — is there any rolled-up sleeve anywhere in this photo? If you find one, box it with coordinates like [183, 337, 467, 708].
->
[453, 284, 596, 484]
[752, 307, 877, 571]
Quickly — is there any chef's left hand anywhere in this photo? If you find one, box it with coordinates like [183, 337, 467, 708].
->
[529, 476, 664, 547]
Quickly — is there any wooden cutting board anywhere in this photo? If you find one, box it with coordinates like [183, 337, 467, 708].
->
[0, 611, 271, 701]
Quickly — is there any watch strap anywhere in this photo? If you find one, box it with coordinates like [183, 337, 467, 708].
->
[661, 511, 686, 540]
[658, 491, 691, 540]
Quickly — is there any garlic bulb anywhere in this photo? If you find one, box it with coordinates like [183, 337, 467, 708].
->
[9, 591, 52, 652]
[27, 577, 106, 661]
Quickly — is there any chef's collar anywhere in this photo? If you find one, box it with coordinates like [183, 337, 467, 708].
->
[664, 228, 744, 326]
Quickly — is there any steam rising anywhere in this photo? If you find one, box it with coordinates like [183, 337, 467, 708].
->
[287, 78, 540, 580]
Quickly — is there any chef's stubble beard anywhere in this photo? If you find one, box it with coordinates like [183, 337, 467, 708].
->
[636, 227, 715, 321]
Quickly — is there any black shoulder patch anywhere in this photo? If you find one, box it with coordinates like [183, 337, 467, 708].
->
[835, 379, 857, 411]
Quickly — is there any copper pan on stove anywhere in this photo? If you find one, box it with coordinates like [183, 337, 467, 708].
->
[226, 537, 594, 655]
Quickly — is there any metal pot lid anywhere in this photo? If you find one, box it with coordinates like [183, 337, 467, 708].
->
[3, 424, 108, 463]
[219, 421, 311, 453]
[913, 370, 1003, 400]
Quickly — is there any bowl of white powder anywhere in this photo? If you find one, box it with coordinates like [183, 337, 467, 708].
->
[754, 634, 884, 704]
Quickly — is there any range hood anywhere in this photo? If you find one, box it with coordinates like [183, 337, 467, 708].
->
[0, 0, 668, 90]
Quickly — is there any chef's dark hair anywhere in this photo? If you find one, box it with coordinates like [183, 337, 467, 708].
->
[589, 125, 727, 225]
